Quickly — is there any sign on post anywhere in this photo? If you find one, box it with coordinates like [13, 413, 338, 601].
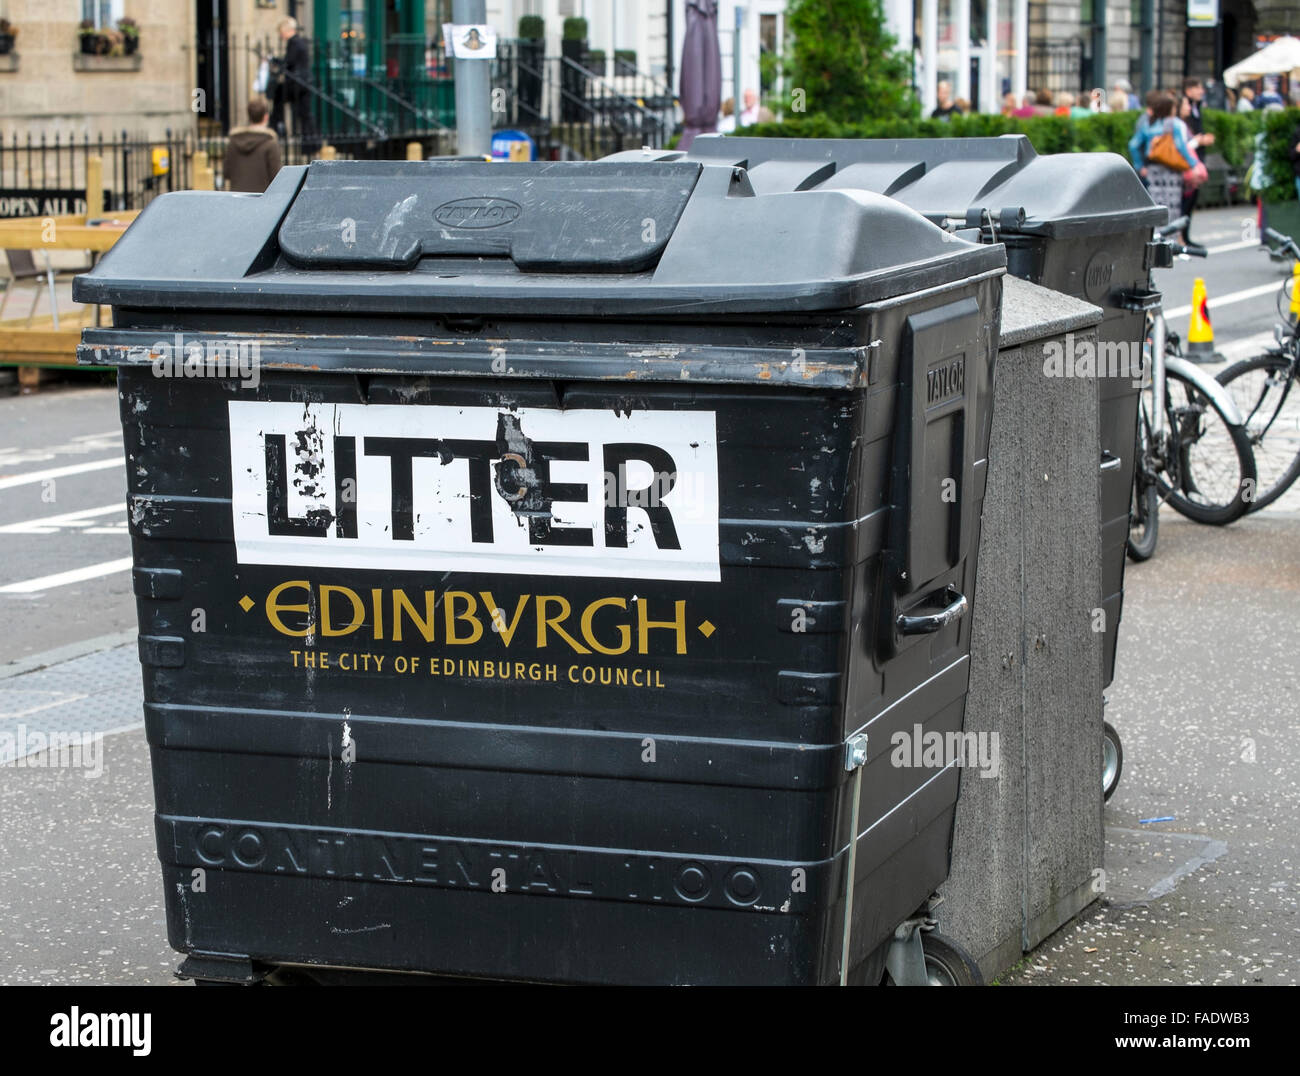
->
[443, 24, 497, 59]
[1187, 0, 1219, 27]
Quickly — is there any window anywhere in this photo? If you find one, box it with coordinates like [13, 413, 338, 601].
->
[82, 0, 125, 29]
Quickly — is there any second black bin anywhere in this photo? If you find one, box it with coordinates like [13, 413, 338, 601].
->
[626, 135, 1166, 691]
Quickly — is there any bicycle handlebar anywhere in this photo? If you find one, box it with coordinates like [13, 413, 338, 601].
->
[1157, 216, 1189, 238]
[1262, 227, 1300, 258]
[1179, 242, 1208, 258]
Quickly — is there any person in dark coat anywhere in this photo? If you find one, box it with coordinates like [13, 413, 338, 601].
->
[224, 95, 282, 193]
[1179, 78, 1216, 242]
[271, 17, 318, 152]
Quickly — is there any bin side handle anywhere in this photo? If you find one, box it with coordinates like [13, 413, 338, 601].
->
[896, 585, 968, 635]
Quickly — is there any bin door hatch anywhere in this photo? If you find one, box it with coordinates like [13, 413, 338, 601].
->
[883, 297, 983, 650]
[277, 160, 703, 272]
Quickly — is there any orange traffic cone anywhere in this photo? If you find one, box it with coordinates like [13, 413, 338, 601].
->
[1186, 277, 1222, 364]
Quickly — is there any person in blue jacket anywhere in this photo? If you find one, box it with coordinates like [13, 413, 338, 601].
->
[1129, 93, 1199, 239]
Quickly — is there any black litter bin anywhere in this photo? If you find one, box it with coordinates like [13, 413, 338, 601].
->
[75, 160, 1005, 985]
[622, 136, 1166, 690]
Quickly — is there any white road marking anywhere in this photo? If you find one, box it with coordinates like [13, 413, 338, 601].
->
[0, 689, 90, 720]
[1204, 238, 1264, 255]
[0, 432, 122, 468]
[0, 557, 134, 595]
[0, 503, 125, 534]
[0, 456, 123, 491]
[1165, 282, 1281, 320]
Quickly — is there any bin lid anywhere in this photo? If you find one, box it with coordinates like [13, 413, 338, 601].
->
[73, 158, 1003, 317]
[607, 135, 1166, 239]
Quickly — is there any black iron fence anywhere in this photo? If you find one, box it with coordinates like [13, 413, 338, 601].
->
[0, 128, 461, 215]
[491, 41, 678, 159]
[0, 130, 194, 217]
[1027, 38, 1086, 97]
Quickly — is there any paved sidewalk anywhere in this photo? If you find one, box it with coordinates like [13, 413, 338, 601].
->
[1003, 510, 1300, 985]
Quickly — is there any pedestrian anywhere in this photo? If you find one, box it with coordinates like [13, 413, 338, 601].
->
[1236, 86, 1255, 112]
[1179, 89, 1215, 242]
[1182, 78, 1213, 141]
[1087, 87, 1108, 113]
[718, 96, 736, 134]
[1112, 77, 1139, 110]
[271, 17, 318, 154]
[931, 80, 958, 119]
[1032, 88, 1054, 116]
[223, 95, 282, 193]
[953, 97, 971, 115]
[738, 88, 760, 126]
[1011, 92, 1037, 118]
[1001, 91, 1018, 117]
[1053, 91, 1074, 116]
[1108, 88, 1130, 113]
[1258, 79, 1284, 109]
[1130, 93, 1198, 240]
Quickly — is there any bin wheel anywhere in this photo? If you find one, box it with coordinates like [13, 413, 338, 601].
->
[1103, 722, 1123, 802]
[917, 932, 983, 986]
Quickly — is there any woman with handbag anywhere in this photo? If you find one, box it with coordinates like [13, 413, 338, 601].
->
[1129, 94, 1199, 241]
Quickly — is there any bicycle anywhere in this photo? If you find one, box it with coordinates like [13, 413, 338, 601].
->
[1127, 217, 1258, 561]
[1213, 227, 1300, 512]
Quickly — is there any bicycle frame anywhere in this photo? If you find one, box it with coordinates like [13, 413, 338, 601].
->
[1148, 309, 1168, 443]
[1146, 312, 1247, 436]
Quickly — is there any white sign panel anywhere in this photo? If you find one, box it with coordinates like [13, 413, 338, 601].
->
[1187, 0, 1219, 27]
[228, 402, 721, 582]
[443, 23, 498, 59]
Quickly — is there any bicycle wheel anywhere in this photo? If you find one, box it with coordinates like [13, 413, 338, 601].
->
[1216, 352, 1300, 511]
[1155, 369, 1257, 525]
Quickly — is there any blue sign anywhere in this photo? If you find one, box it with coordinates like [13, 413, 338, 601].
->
[491, 129, 536, 162]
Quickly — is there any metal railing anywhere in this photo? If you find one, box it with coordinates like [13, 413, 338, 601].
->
[492, 41, 678, 160]
[1027, 38, 1086, 96]
[0, 130, 193, 215]
[0, 127, 461, 214]
[234, 37, 454, 143]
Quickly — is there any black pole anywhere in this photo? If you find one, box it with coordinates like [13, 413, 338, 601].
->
[1156, 0, 1164, 91]
[1140, 0, 1154, 95]
[665, 0, 674, 92]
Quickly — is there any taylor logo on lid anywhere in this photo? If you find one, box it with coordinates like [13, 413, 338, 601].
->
[433, 197, 522, 229]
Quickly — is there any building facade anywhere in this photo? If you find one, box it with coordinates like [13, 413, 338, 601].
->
[888, 1, 1300, 115]
[1, 1, 1295, 144]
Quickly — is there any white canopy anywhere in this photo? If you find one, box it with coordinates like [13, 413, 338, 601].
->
[1224, 35, 1300, 89]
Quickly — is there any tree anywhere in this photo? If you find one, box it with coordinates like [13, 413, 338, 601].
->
[782, 0, 917, 123]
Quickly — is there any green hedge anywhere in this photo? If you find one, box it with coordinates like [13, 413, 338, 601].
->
[738, 109, 1295, 194]
[1259, 109, 1300, 202]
